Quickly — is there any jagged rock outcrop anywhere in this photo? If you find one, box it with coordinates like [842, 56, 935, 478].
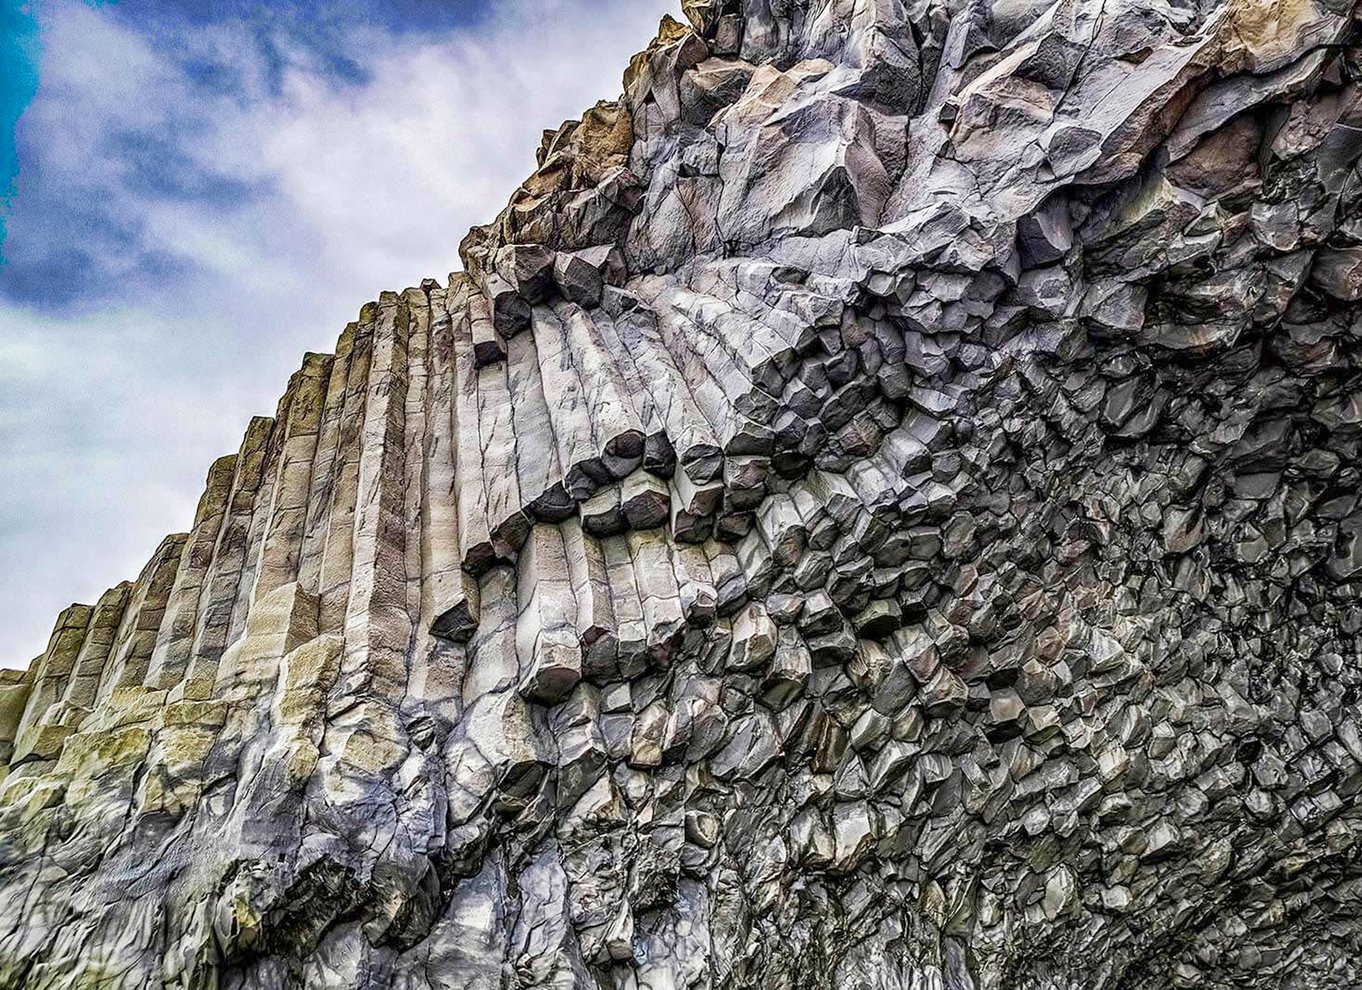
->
[4, 0, 1362, 986]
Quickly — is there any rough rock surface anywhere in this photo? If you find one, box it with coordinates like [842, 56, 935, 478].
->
[4, 1, 1362, 987]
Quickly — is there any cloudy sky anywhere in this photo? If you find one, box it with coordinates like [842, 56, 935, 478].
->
[0, 0, 673, 666]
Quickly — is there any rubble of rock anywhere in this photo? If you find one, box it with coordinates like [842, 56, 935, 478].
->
[3, 0, 1362, 987]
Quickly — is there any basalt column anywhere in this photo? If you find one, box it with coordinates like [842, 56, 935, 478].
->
[3, 2, 1362, 988]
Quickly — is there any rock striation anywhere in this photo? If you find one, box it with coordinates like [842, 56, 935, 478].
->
[4, 0, 1362, 986]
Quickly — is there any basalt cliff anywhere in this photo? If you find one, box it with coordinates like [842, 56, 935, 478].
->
[3, 1, 1362, 987]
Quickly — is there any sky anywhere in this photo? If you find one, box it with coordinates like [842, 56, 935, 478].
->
[0, 0, 674, 667]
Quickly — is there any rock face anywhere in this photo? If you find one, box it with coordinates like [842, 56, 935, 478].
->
[4, 1, 1362, 986]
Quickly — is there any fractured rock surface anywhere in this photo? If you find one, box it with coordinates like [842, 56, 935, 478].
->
[4, 0, 1362, 987]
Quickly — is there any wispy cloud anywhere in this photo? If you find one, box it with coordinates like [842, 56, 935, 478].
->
[0, 0, 673, 664]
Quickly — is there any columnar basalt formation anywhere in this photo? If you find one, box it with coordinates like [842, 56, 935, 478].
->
[4, 1, 1362, 987]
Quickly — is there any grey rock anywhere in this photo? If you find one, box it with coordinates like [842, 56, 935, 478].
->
[5, 4, 1362, 989]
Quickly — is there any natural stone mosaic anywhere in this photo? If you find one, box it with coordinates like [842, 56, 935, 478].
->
[2, 1, 1361, 987]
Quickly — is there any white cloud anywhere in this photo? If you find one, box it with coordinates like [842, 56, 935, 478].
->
[0, 0, 675, 665]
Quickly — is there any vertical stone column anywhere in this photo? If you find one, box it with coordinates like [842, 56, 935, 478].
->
[97, 533, 187, 698]
[144, 455, 237, 690]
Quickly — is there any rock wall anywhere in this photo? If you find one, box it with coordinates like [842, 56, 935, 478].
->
[3, 0, 1362, 987]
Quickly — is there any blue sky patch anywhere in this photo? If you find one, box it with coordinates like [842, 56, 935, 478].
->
[0, 0, 42, 242]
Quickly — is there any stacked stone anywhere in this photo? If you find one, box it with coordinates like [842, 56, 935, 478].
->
[3, 1, 1362, 988]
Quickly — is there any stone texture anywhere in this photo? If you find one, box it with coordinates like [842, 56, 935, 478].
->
[4, 1, 1362, 988]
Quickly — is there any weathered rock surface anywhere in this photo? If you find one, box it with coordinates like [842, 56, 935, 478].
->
[4, 1, 1362, 987]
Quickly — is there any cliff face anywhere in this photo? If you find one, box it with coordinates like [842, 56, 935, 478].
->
[3, 1, 1362, 987]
